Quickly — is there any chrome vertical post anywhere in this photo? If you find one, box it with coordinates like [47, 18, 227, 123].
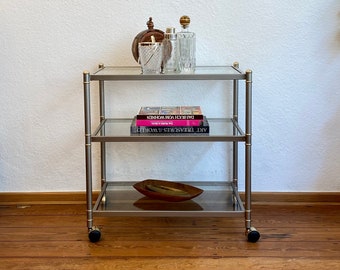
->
[232, 62, 239, 192]
[83, 71, 93, 230]
[245, 69, 252, 231]
[99, 77, 106, 188]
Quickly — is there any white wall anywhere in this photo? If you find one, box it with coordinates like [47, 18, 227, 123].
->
[1, 0, 340, 192]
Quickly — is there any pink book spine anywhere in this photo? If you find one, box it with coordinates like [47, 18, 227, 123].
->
[136, 119, 203, 127]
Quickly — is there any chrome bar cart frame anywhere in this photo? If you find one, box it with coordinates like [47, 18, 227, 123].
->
[83, 62, 260, 242]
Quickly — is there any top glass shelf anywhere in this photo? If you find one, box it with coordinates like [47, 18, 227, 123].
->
[90, 66, 246, 81]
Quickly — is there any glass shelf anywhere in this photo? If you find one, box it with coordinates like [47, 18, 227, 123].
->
[91, 118, 245, 142]
[90, 66, 246, 81]
[93, 181, 244, 217]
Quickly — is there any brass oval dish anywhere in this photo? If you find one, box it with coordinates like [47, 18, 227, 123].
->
[133, 179, 203, 202]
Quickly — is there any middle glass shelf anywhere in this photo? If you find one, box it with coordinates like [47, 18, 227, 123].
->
[91, 118, 245, 142]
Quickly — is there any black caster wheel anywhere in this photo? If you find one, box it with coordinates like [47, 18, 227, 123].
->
[88, 227, 101, 243]
[246, 227, 260, 243]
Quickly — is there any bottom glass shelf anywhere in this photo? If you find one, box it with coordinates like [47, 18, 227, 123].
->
[93, 181, 245, 217]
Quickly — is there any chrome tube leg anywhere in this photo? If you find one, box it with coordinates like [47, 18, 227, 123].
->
[245, 69, 252, 231]
[232, 62, 239, 193]
[83, 71, 93, 230]
[245, 69, 260, 242]
[99, 80, 106, 189]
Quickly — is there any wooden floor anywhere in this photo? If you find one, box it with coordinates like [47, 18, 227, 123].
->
[0, 200, 340, 269]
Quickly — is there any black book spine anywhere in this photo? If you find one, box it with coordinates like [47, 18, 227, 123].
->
[131, 125, 209, 134]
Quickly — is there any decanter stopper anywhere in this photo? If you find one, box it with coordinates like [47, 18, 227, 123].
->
[180, 15, 191, 29]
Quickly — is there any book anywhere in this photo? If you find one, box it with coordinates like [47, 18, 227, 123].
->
[137, 106, 204, 120]
[130, 116, 209, 134]
[136, 119, 203, 127]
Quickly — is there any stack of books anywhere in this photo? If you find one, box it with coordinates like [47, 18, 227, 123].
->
[130, 106, 209, 134]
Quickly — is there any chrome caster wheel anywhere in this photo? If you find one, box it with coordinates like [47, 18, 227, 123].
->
[88, 226, 101, 242]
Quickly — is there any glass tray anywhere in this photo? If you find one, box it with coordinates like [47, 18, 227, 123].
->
[93, 181, 245, 217]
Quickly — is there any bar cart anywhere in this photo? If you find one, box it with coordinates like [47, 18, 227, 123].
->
[83, 62, 260, 243]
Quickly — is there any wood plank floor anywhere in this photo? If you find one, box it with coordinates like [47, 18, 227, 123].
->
[0, 201, 340, 269]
